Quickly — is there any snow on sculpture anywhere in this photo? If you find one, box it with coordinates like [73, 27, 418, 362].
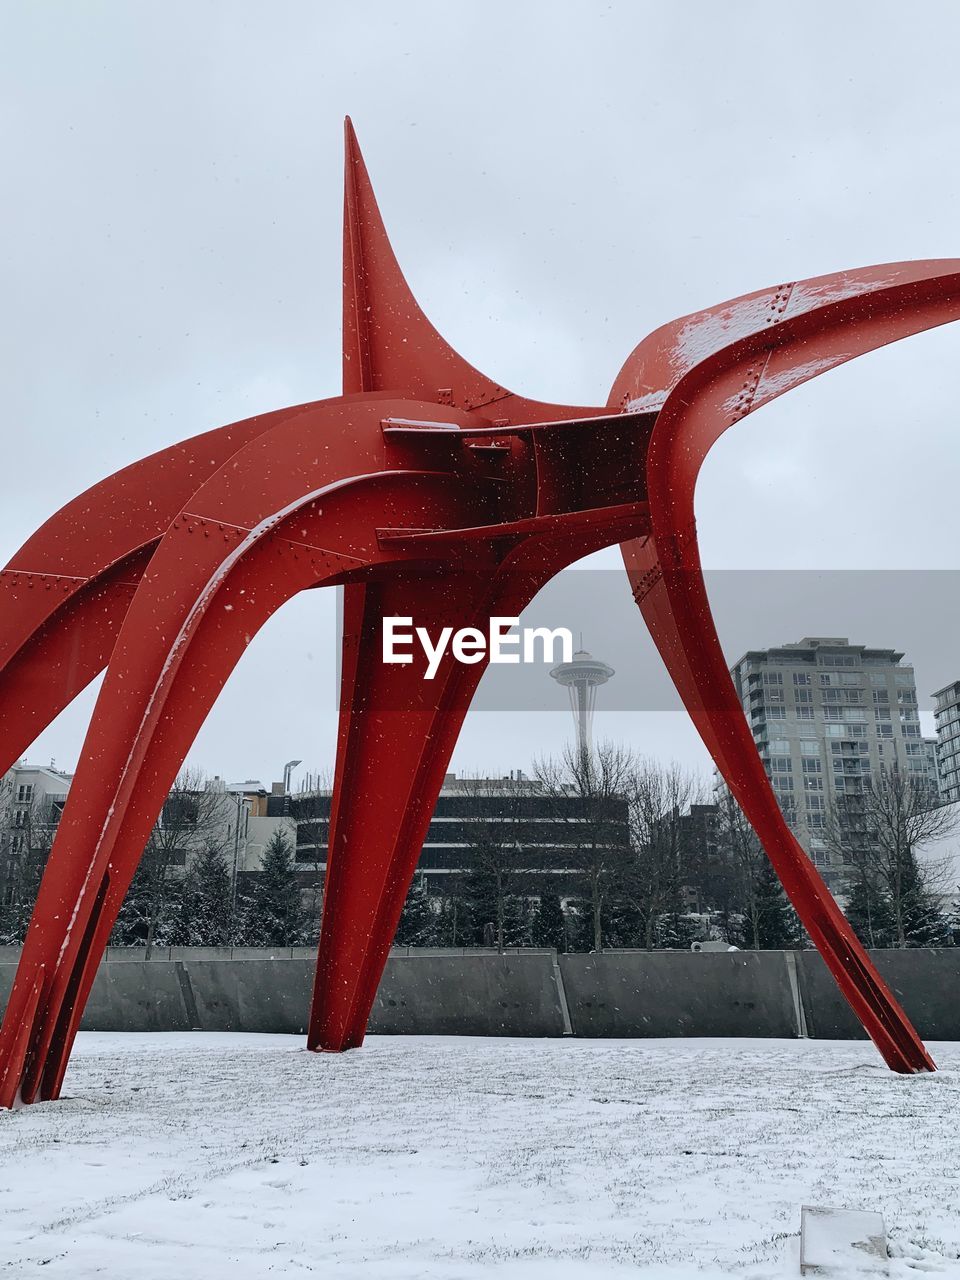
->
[1, 118, 958, 1105]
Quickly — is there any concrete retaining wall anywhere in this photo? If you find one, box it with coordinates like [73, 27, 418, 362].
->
[0, 948, 956, 1040]
[370, 953, 566, 1036]
[798, 948, 960, 1041]
[0, 951, 566, 1038]
[559, 950, 800, 1038]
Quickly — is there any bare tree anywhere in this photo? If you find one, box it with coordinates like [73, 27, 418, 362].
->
[826, 766, 957, 947]
[533, 742, 633, 952]
[0, 795, 57, 944]
[707, 786, 766, 946]
[707, 786, 803, 949]
[455, 773, 539, 951]
[112, 767, 233, 954]
[620, 759, 704, 949]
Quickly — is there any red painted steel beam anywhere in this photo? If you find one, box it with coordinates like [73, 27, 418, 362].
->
[0, 120, 957, 1105]
[613, 265, 960, 1073]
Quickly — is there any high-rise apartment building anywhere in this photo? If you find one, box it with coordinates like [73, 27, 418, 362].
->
[933, 680, 960, 802]
[730, 637, 931, 887]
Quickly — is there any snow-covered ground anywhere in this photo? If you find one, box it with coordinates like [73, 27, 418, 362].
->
[1, 1034, 959, 1279]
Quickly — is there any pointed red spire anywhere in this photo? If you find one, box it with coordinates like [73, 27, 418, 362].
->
[342, 117, 510, 408]
[341, 119, 608, 424]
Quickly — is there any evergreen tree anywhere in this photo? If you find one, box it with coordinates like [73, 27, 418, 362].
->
[755, 859, 801, 949]
[568, 900, 597, 951]
[654, 909, 700, 949]
[241, 829, 305, 945]
[602, 895, 644, 948]
[501, 895, 532, 947]
[112, 844, 181, 948]
[395, 874, 440, 947]
[843, 877, 897, 949]
[530, 892, 568, 951]
[948, 900, 960, 947]
[173, 843, 232, 946]
[460, 862, 500, 946]
[735, 858, 801, 949]
[898, 852, 950, 947]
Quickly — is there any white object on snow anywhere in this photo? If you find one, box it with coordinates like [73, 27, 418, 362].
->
[800, 1204, 887, 1275]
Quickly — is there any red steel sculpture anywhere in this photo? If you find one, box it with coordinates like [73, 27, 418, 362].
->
[1, 118, 958, 1105]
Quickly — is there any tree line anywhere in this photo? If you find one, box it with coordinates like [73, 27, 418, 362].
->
[0, 769, 310, 951]
[1, 748, 957, 952]
[393, 744, 810, 952]
[393, 744, 958, 953]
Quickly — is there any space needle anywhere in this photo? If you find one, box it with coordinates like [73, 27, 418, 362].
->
[549, 642, 615, 759]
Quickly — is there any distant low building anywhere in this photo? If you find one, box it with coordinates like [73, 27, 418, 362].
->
[0, 760, 72, 857]
[677, 803, 720, 912]
[275, 771, 630, 896]
[0, 764, 294, 889]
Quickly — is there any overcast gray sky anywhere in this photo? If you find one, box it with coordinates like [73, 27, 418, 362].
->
[3, 2, 959, 788]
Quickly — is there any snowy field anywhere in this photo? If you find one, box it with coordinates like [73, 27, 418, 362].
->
[1, 1035, 959, 1279]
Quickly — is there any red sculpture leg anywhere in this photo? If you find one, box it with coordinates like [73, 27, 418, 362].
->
[310, 574, 503, 1050]
[616, 262, 960, 1072]
[0, 966, 44, 1107]
[0, 547, 331, 1103]
[311, 509, 651, 1051]
[312, 563, 548, 1050]
[0, 396, 492, 1104]
[625, 538, 934, 1073]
